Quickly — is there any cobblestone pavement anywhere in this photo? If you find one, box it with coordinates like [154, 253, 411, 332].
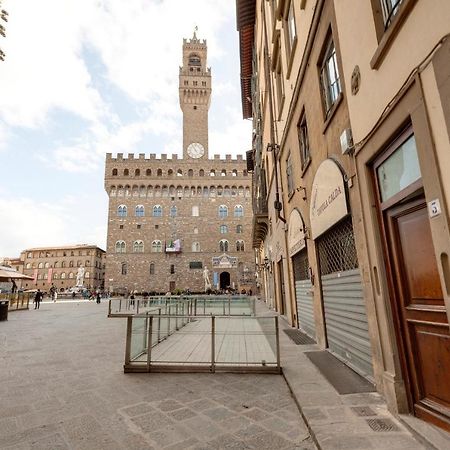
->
[0, 302, 316, 449]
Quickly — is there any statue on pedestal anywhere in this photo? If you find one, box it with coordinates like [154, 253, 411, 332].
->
[203, 266, 211, 292]
[76, 266, 85, 288]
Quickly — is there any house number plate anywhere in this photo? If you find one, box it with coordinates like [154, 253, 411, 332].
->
[428, 199, 442, 218]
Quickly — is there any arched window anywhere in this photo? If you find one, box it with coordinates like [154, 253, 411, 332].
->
[170, 206, 177, 217]
[193, 227, 199, 234]
[157, 169, 163, 176]
[192, 206, 199, 217]
[219, 239, 229, 252]
[192, 242, 200, 252]
[26, 263, 31, 269]
[150, 263, 155, 275]
[133, 240, 144, 253]
[53, 273, 59, 279]
[152, 240, 162, 253]
[37, 274, 42, 280]
[77, 261, 82, 267]
[69, 261, 74, 268]
[146, 169, 151, 176]
[199, 169, 204, 177]
[38, 262, 43, 269]
[220, 225, 228, 234]
[115, 241, 126, 253]
[61, 261, 66, 268]
[236, 225, 243, 234]
[135, 205, 145, 217]
[218, 205, 228, 218]
[232, 169, 237, 177]
[121, 263, 127, 275]
[168, 169, 174, 176]
[117, 205, 127, 217]
[69, 272, 74, 279]
[85, 260, 90, 266]
[221, 169, 226, 176]
[189, 53, 201, 66]
[135, 169, 140, 176]
[224, 186, 230, 196]
[153, 205, 163, 217]
[210, 169, 215, 177]
[188, 169, 193, 177]
[234, 205, 244, 217]
[112, 168, 118, 176]
[124, 169, 129, 176]
[85, 272, 90, 279]
[177, 169, 183, 177]
[61, 272, 66, 279]
[236, 240, 245, 252]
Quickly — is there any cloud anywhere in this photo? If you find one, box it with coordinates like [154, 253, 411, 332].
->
[0, 189, 108, 256]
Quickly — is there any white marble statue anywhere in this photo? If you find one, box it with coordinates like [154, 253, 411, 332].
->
[203, 266, 211, 292]
[76, 266, 85, 287]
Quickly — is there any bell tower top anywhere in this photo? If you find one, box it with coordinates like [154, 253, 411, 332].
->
[179, 28, 212, 160]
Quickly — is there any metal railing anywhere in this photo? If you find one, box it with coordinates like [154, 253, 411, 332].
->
[108, 295, 256, 317]
[0, 293, 30, 311]
[123, 314, 280, 374]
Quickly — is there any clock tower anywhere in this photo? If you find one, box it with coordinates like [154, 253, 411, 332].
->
[179, 30, 211, 160]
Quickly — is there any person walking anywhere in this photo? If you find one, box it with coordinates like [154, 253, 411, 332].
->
[96, 292, 101, 304]
[34, 289, 43, 310]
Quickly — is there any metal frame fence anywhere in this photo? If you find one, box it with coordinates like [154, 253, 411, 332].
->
[0, 293, 30, 311]
[108, 296, 280, 374]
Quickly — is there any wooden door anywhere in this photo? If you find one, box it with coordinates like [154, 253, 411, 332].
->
[386, 199, 450, 431]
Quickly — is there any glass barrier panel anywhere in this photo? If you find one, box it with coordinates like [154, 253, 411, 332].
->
[130, 317, 148, 362]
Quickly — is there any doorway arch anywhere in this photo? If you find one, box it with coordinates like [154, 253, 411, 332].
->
[219, 271, 230, 290]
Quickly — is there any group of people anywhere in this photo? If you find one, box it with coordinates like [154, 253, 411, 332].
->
[33, 286, 103, 309]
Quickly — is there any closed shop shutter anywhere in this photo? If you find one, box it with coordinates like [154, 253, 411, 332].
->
[292, 250, 315, 339]
[317, 217, 373, 377]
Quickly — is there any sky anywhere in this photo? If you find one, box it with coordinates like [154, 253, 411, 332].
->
[0, 0, 252, 257]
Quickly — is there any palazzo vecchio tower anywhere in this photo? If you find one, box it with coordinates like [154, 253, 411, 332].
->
[104, 31, 255, 294]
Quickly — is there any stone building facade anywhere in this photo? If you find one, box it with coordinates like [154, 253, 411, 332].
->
[19, 245, 105, 292]
[104, 33, 255, 294]
[237, 0, 450, 435]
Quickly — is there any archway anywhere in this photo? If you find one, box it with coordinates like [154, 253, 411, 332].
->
[219, 272, 230, 290]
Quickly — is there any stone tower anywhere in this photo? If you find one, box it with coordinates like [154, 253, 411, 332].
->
[179, 30, 211, 160]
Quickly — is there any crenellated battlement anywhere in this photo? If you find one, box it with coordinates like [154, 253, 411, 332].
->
[106, 153, 245, 163]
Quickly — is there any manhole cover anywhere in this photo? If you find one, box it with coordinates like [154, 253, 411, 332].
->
[283, 329, 316, 345]
[351, 406, 376, 417]
[366, 418, 399, 432]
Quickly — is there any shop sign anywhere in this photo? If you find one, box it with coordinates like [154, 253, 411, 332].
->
[288, 209, 306, 257]
[310, 159, 348, 239]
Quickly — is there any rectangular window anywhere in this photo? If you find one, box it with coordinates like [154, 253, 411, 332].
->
[170, 264, 175, 274]
[284, 1, 297, 57]
[320, 38, 341, 116]
[275, 55, 284, 114]
[297, 114, 310, 169]
[189, 261, 203, 269]
[286, 153, 294, 196]
[192, 206, 199, 217]
[381, 0, 403, 28]
[377, 135, 420, 203]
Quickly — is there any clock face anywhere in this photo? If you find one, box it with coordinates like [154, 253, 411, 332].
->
[187, 142, 205, 159]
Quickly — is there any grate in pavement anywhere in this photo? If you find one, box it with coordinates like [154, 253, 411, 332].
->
[351, 406, 377, 417]
[283, 329, 316, 345]
[366, 418, 399, 432]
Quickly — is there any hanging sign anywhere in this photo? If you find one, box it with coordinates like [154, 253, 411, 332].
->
[310, 159, 348, 239]
[288, 209, 306, 257]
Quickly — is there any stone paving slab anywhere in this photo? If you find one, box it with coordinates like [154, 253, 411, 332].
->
[0, 301, 314, 449]
[268, 303, 449, 450]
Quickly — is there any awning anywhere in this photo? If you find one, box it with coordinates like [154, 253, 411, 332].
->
[0, 265, 34, 282]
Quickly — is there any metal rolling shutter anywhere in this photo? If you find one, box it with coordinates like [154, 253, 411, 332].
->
[292, 250, 316, 340]
[317, 217, 373, 377]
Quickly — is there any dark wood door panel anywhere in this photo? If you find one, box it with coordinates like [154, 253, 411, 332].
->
[409, 322, 450, 407]
[386, 198, 450, 430]
[396, 206, 444, 305]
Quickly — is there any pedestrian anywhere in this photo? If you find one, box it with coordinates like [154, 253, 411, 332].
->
[11, 280, 17, 294]
[72, 291, 76, 300]
[96, 292, 101, 304]
[130, 291, 135, 306]
[34, 289, 43, 309]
